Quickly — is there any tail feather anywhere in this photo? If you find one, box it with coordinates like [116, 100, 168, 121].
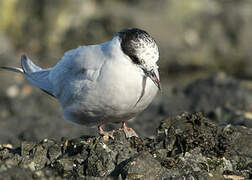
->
[1, 55, 55, 97]
[21, 55, 42, 73]
[0, 66, 24, 73]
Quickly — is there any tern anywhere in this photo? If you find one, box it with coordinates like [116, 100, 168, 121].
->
[0, 28, 161, 137]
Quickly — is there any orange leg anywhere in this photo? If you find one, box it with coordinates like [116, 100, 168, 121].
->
[98, 125, 105, 134]
[120, 121, 138, 137]
[121, 121, 127, 129]
[98, 122, 138, 138]
[98, 125, 114, 138]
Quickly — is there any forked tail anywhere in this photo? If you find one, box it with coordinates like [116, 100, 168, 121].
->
[0, 55, 55, 97]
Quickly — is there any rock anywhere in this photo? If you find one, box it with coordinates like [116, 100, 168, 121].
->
[85, 130, 140, 177]
[0, 166, 32, 180]
[154, 112, 231, 157]
[85, 140, 117, 177]
[184, 73, 251, 125]
[21, 141, 36, 156]
[20, 143, 48, 171]
[47, 143, 62, 162]
[121, 151, 170, 179]
[0, 112, 251, 179]
[151, 112, 252, 179]
[160, 73, 252, 129]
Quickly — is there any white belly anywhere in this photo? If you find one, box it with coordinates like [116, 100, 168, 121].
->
[60, 60, 158, 126]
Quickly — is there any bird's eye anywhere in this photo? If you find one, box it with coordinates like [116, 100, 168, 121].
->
[130, 55, 141, 65]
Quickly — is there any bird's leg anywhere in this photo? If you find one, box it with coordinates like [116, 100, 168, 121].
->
[121, 121, 127, 129]
[120, 121, 138, 138]
[98, 125, 114, 138]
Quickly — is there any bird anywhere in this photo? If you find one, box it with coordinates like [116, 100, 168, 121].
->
[0, 28, 160, 138]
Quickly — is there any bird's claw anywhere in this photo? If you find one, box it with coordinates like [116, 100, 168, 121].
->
[120, 127, 138, 138]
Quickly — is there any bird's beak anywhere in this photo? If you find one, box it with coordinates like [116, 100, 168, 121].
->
[143, 68, 161, 90]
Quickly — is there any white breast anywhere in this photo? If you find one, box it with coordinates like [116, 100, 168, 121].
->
[50, 37, 159, 126]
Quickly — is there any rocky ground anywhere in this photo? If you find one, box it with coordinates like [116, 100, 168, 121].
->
[0, 112, 251, 179]
[0, 73, 252, 179]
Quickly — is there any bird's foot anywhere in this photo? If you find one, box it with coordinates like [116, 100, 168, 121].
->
[121, 127, 138, 138]
[98, 125, 115, 139]
[120, 121, 138, 138]
[98, 122, 138, 139]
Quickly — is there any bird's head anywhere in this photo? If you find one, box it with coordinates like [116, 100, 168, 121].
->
[117, 28, 161, 90]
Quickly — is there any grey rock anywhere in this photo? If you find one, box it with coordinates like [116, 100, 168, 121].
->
[121, 151, 170, 179]
[0, 112, 251, 179]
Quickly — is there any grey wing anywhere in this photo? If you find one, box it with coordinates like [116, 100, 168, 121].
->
[49, 45, 105, 97]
